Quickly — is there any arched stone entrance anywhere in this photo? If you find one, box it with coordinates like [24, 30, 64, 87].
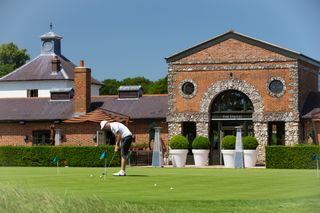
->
[199, 79, 265, 164]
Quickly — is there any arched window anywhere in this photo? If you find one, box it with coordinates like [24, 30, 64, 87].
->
[211, 90, 253, 113]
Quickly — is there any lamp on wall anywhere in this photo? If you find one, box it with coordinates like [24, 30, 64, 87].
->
[24, 135, 28, 142]
[19, 120, 25, 125]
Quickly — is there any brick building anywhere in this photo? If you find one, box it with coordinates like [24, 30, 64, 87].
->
[0, 30, 168, 148]
[165, 31, 320, 164]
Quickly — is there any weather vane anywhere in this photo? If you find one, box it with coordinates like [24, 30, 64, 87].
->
[50, 22, 53, 31]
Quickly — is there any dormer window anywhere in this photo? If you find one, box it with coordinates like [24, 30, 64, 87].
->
[50, 88, 74, 100]
[27, 89, 38, 97]
[118, 85, 143, 99]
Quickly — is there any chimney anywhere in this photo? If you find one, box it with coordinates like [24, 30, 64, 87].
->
[74, 60, 91, 115]
[51, 55, 61, 73]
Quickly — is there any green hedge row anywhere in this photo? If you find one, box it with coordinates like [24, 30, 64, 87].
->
[266, 145, 320, 169]
[0, 146, 120, 167]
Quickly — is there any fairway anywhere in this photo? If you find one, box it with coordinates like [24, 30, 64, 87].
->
[0, 167, 319, 212]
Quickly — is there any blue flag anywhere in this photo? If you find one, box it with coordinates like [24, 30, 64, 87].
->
[53, 155, 59, 163]
[312, 154, 320, 161]
[100, 151, 107, 160]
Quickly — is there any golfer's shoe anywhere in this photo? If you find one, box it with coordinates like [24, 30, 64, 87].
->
[113, 170, 126, 176]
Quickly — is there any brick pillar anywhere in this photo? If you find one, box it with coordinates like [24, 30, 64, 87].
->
[74, 60, 91, 115]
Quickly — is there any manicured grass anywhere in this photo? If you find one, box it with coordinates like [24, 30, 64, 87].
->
[0, 167, 319, 212]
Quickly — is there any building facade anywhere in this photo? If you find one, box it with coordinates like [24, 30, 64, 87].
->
[166, 31, 320, 164]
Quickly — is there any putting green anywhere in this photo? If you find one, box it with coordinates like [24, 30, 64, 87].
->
[0, 167, 319, 212]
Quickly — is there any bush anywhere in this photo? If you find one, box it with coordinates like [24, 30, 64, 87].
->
[192, 136, 210, 149]
[266, 145, 320, 169]
[222, 135, 236, 149]
[243, 136, 259, 150]
[169, 135, 189, 149]
[0, 146, 120, 167]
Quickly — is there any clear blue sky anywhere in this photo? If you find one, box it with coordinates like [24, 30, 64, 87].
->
[0, 0, 319, 81]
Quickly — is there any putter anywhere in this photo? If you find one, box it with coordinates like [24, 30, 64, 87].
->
[108, 151, 117, 168]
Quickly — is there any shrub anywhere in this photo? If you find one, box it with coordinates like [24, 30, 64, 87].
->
[222, 135, 236, 149]
[243, 136, 259, 150]
[0, 146, 120, 167]
[266, 145, 320, 169]
[169, 135, 189, 149]
[192, 136, 210, 149]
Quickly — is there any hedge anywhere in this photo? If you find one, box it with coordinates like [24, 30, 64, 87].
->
[266, 145, 320, 169]
[0, 146, 120, 167]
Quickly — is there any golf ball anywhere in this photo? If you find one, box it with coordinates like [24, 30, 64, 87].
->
[154, 184, 157, 187]
[170, 187, 174, 190]
[100, 175, 103, 178]
[90, 174, 93, 177]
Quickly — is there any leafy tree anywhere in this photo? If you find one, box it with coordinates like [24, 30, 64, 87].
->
[0, 42, 30, 77]
[100, 75, 167, 95]
[100, 79, 121, 95]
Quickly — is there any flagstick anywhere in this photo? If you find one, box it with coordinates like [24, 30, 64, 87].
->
[317, 160, 319, 178]
[104, 158, 107, 180]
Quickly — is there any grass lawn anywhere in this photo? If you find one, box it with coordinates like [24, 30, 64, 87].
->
[0, 167, 319, 212]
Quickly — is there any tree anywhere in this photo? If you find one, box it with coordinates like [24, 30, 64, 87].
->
[99, 76, 168, 95]
[0, 42, 30, 77]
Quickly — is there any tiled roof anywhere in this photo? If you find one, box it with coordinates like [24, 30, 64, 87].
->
[0, 54, 102, 85]
[92, 95, 168, 119]
[0, 94, 168, 122]
[301, 92, 320, 119]
[0, 98, 73, 121]
[64, 108, 129, 124]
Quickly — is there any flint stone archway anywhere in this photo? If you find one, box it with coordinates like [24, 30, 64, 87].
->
[200, 79, 266, 163]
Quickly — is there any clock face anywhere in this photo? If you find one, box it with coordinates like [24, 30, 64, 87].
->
[42, 41, 53, 52]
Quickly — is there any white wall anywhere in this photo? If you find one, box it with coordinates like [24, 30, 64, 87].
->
[0, 80, 101, 98]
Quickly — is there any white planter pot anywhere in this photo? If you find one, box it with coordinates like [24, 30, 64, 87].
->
[221, 150, 235, 168]
[244, 150, 257, 168]
[192, 149, 210, 166]
[170, 149, 188, 168]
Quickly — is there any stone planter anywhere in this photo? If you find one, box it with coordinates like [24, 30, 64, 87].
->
[221, 150, 235, 168]
[170, 149, 188, 168]
[192, 149, 209, 166]
[244, 150, 257, 168]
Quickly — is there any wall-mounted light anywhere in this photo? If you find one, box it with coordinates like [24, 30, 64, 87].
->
[24, 135, 28, 142]
[19, 121, 25, 125]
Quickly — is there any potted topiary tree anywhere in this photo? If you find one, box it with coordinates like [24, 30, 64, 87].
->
[192, 136, 210, 166]
[221, 135, 236, 168]
[243, 136, 259, 168]
[169, 135, 189, 168]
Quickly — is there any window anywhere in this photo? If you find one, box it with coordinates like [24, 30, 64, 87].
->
[179, 79, 197, 98]
[269, 80, 284, 94]
[27, 89, 38, 97]
[182, 82, 195, 95]
[32, 130, 50, 145]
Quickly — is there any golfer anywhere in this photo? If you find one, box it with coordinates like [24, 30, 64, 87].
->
[100, 120, 133, 176]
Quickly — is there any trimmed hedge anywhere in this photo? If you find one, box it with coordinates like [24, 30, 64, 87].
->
[0, 146, 120, 167]
[222, 135, 236, 149]
[266, 145, 320, 169]
[169, 135, 189, 149]
[192, 136, 210, 149]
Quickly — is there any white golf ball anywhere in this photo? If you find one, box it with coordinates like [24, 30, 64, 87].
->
[100, 175, 103, 178]
[154, 184, 157, 187]
[170, 187, 174, 190]
[90, 174, 93, 177]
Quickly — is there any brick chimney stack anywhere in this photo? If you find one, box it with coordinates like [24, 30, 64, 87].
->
[74, 60, 91, 115]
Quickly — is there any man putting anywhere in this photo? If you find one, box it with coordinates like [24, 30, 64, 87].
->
[100, 120, 133, 176]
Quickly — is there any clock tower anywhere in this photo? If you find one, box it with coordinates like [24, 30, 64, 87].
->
[40, 25, 62, 55]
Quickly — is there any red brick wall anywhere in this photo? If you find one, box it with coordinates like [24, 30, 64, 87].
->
[170, 39, 299, 113]
[0, 120, 169, 147]
[298, 61, 319, 111]
[128, 119, 168, 147]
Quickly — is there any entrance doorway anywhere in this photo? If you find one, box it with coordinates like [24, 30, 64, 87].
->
[209, 90, 254, 165]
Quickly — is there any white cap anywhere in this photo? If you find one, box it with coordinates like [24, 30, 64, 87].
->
[100, 120, 108, 130]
